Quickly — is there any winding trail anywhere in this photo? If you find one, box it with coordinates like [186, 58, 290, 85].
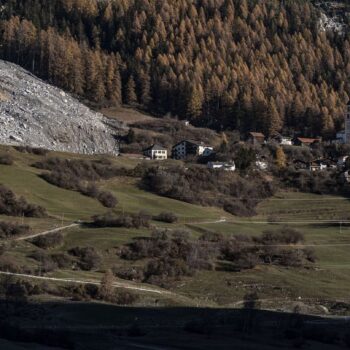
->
[0, 271, 173, 295]
[14, 223, 79, 241]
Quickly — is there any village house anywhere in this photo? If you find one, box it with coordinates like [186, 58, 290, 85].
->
[172, 140, 213, 160]
[247, 132, 265, 145]
[293, 137, 321, 147]
[207, 161, 236, 172]
[143, 144, 168, 160]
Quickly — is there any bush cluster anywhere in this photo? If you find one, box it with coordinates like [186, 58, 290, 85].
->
[119, 229, 216, 285]
[0, 184, 47, 217]
[34, 157, 124, 180]
[14, 146, 49, 156]
[116, 227, 315, 286]
[68, 246, 102, 271]
[141, 165, 275, 216]
[0, 154, 14, 165]
[30, 232, 64, 249]
[41, 171, 118, 208]
[92, 212, 151, 229]
[0, 221, 31, 239]
[153, 212, 178, 223]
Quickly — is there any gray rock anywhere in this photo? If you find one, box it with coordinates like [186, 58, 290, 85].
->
[0, 60, 124, 155]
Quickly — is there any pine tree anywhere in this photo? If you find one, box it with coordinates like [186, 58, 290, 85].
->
[275, 147, 287, 170]
[126, 75, 137, 105]
[186, 85, 203, 121]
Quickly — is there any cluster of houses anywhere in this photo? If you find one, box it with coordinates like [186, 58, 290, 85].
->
[141, 102, 350, 178]
[143, 134, 324, 162]
[143, 140, 214, 161]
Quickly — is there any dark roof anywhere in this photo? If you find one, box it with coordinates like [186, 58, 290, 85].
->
[172, 140, 211, 148]
[143, 144, 167, 151]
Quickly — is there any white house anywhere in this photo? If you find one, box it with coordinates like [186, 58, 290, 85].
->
[172, 140, 213, 160]
[207, 161, 236, 172]
[143, 144, 168, 160]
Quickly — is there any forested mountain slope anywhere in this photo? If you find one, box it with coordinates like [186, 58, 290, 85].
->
[0, 0, 349, 137]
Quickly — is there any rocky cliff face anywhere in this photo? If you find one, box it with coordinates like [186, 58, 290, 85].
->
[0, 60, 123, 154]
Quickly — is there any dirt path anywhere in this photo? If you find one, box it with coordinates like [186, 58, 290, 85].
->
[14, 223, 79, 241]
[0, 271, 173, 295]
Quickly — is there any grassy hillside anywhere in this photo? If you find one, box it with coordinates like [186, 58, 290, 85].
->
[0, 145, 350, 315]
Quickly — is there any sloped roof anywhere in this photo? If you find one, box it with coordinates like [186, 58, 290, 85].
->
[296, 137, 320, 144]
[249, 132, 265, 138]
[143, 144, 167, 151]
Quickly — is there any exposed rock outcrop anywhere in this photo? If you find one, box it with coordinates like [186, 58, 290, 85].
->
[0, 60, 123, 154]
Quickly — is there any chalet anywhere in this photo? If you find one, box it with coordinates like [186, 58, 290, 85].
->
[293, 137, 321, 147]
[172, 140, 213, 160]
[247, 132, 265, 145]
[207, 161, 236, 172]
[143, 144, 168, 160]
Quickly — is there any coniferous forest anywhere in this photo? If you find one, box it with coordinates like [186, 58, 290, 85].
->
[0, 0, 349, 137]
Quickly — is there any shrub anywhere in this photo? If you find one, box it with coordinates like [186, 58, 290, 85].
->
[41, 171, 118, 208]
[0, 184, 47, 218]
[30, 232, 64, 249]
[97, 191, 118, 208]
[14, 146, 49, 156]
[68, 246, 102, 271]
[28, 251, 58, 272]
[34, 157, 123, 180]
[153, 212, 178, 223]
[141, 165, 275, 217]
[0, 154, 14, 165]
[255, 227, 304, 245]
[50, 253, 74, 269]
[0, 222, 31, 239]
[92, 212, 150, 229]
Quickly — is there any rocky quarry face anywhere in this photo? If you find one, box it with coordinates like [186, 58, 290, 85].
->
[0, 60, 123, 154]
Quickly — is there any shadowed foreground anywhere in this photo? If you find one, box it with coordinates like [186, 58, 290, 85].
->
[0, 300, 349, 349]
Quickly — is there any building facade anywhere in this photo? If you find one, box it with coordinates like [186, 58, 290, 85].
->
[143, 144, 168, 160]
[172, 140, 213, 159]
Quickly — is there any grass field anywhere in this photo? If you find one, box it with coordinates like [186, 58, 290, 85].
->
[1, 145, 350, 315]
